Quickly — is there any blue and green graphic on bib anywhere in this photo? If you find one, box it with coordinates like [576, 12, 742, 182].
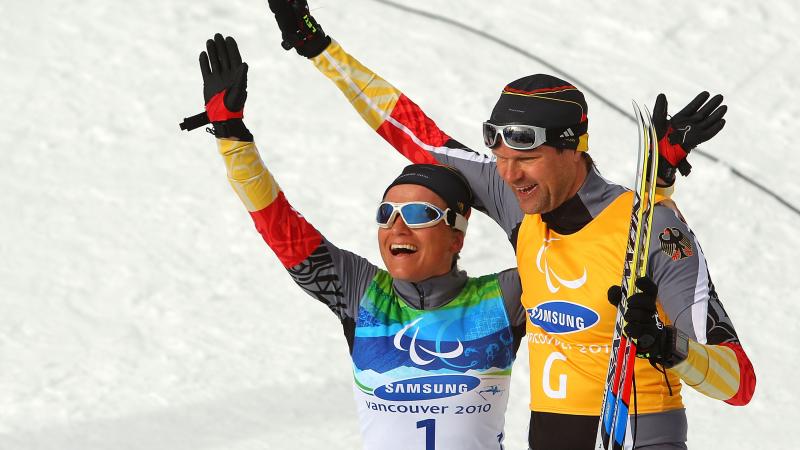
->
[352, 272, 514, 400]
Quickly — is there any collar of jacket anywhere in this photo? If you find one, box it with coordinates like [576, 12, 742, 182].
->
[541, 167, 625, 235]
[393, 265, 468, 310]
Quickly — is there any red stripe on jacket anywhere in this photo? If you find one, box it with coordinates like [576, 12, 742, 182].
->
[249, 191, 323, 268]
[719, 342, 756, 406]
[375, 94, 448, 165]
[503, 85, 577, 95]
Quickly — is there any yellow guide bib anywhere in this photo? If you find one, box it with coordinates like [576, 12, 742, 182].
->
[517, 191, 683, 415]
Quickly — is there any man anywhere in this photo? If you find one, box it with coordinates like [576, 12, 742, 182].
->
[185, 33, 530, 450]
[266, 2, 756, 449]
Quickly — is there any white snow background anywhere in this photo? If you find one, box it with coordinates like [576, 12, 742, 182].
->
[1, 0, 798, 448]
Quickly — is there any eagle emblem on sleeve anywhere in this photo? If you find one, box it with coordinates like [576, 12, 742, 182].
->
[658, 227, 693, 261]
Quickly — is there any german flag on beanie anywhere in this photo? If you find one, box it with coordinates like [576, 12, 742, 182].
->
[490, 74, 589, 151]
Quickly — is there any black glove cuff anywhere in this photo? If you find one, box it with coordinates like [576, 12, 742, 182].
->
[298, 34, 331, 58]
[209, 119, 254, 141]
[652, 326, 689, 369]
[656, 154, 677, 187]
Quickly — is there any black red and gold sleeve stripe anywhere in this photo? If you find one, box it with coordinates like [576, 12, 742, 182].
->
[313, 41, 676, 203]
[217, 139, 322, 268]
[312, 39, 452, 165]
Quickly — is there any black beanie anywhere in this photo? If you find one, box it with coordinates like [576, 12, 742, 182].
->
[383, 164, 473, 216]
[489, 74, 589, 151]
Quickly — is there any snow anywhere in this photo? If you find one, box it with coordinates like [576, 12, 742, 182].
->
[1, 0, 798, 448]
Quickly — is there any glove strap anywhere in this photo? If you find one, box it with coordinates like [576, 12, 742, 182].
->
[179, 111, 210, 131]
[676, 159, 692, 176]
[662, 326, 690, 369]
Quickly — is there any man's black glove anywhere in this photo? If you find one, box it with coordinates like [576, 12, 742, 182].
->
[268, 0, 331, 58]
[608, 277, 688, 368]
[652, 92, 727, 185]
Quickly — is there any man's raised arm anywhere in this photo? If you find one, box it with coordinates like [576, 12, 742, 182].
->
[266, 0, 524, 242]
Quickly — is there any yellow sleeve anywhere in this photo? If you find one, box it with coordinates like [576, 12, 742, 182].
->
[216, 139, 281, 212]
[669, 339, 741, 401]
[310, 39, 401, 131]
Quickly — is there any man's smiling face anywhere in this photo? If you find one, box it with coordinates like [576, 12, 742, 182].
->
[492, 143, 586, 214]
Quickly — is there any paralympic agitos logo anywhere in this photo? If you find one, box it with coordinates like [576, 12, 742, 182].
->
[393, 317, 464, 365]
[536, 237, 587, 293]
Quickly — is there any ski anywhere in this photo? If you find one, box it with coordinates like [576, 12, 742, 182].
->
[595, 101, 660, 450]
